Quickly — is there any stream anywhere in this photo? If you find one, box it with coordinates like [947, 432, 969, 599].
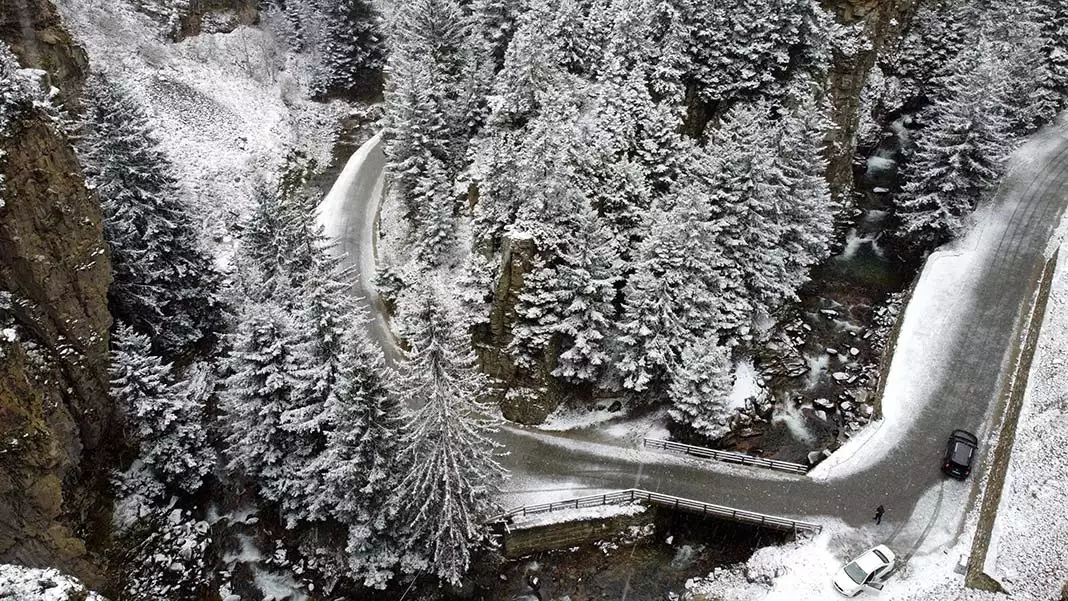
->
[734, 130, 918, 463]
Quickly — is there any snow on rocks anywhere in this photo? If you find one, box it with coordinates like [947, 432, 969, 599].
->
[0, 564, 108, 601]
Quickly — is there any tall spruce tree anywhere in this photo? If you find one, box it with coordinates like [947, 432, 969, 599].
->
[314, 0, 387, 98]
[80, 77, 221, 356]
[110, 323, 210, 492]
[392, 283, 505, 586]
[615, 190, 744, 393]
[384, 0, 475, 263]
[301, 340, 407, 588]
[222, 300, 316, 521]
[679, 0, 811, 105]
[896, 41, 1015, 248]
[667, 338, 736, 440]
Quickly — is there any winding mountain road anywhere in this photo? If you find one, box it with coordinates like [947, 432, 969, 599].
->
[319, 121, 1068, 560]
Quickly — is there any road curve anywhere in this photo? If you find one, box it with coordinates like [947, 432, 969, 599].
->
[316, 133, 403, 365]
[325, 122, 1068, 545]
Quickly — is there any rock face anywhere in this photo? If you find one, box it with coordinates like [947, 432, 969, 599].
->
[0, 0, 89, 103]
[131, 0, 259, 41]
[820, 0, 918, 198]
[476, 233, 564, 424]
[173, 0, 259, 39]
[0, 107, 114, 585]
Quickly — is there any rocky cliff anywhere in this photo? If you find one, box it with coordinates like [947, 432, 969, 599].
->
[0, 74, 114, 590]
[476, 233, 568, 424]
[0, 0, 88, 104]
[821, 0, 918, 197]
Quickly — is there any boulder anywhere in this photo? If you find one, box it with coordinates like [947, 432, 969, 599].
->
[813, 398, 836, 411]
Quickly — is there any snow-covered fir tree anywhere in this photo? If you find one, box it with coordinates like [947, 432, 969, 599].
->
[469, 0, 522, 71]
[238, 183, 324, 304]
[614, 189, 744, 393]
[392, 283, 505, 586]
[299, 337, 407, 588]
[227, 173, 408, 578]
[881, 1, 973, 102]
[896, 41, 1015, 248]
[1039, 0, 1068, 106]
[110, 323, 210, 492]
[548, 206, 621, 384]
[221, 300, 316, 518]
[721, 90, 834, 312]
[986, 0, 1063, 132]
[314, 0, 386, 98]
[79, 77, 221, 356]
[679, 0, 812, 106]
[384, 0, 477, 264]
[667, 338, 736, 440]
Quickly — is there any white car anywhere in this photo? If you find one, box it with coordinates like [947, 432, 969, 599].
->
[832, 545, 896, 596]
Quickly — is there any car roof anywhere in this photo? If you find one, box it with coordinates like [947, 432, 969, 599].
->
[855, 546, 894, 572]
[950, 441, 974, 464]
[950, 429, 978, 444]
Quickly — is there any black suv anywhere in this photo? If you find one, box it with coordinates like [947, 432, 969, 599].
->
[942, 429, 978, 479]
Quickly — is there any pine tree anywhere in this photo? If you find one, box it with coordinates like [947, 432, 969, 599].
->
[303, 343, 407, 588]
[705, 100, 786, 314]
[615, 191, 744, 392]
[392, 284, 505, 586]
[384, 0, 478, 261]
[469, 0, 522, 71]
[79, 77, 221, 356]
[550, 206, 620, 384]
[761, 87, 836, 307]
[679, 0, 811, 105]
[896, 41, 1015, 248]
[110, 323, 210, 492]
[314, 0, 387, 99]
[222, 300, 316, 521]
[667, 339, 736, 440]
[238, 184, 325, 304]
[1042, 1, 1068, 104]
[993, 0, 1063, 131]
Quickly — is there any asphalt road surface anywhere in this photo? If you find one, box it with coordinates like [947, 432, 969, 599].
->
[325, 122, 1068, 555]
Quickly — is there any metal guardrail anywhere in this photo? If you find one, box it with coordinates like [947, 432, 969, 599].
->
[643, 438, 810, 474]
[490, 489, 822, 533]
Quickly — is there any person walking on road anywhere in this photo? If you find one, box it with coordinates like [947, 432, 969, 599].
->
[874, 505, 885, 525]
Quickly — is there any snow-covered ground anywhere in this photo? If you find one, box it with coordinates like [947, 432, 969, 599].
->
[981, 253, 1068, 599]
[54, 0, 347, 268]
[0, 564, 107, 601]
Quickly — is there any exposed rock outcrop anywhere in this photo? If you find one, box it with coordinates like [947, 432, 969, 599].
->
[0, 0, 88, 104]
[131, 0, 259, 41]
[0, 105, 114, 586]
[476, 233, 564, 424]
[820, 0, 918, 198]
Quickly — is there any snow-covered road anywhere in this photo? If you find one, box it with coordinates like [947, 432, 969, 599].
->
[322, 120, 1068, 577]
[316, 132, 402, 365]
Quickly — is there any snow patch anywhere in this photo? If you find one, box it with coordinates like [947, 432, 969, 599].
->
[0, 565, 107, 601]
[507, 501, 647, 529]
[727, 358, 761, 410]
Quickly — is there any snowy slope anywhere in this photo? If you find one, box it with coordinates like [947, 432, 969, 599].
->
[55, 0, 346, 266]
